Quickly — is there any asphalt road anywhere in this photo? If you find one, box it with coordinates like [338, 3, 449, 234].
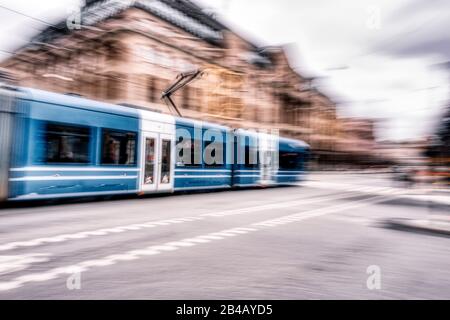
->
[0, 174, 449, 299]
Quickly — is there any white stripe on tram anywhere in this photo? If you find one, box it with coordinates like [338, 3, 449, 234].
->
[9, 176, 138, 182]
[10, 167, 140, 172]
[175, 185, 231, 191]
[174, 175, 231, 179]
[234, 175, 261, 178]
[175, 169, 231, 172]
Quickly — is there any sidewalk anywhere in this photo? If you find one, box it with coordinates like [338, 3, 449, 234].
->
[303, 176, 450, 207]
[310, 169, 392, 175]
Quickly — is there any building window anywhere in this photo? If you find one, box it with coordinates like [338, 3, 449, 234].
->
[106, 77, 120, 100]
[101, 129, 137, 165]
[148, 76, 157, 102]
[193, 88, 202, 111]
[182, 87, 190, 109]
[43, 123, 90, 164]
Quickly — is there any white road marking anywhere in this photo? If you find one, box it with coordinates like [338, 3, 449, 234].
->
[303, 180, 450, 205]
[253, 193, 403, 229]
[166, 241, 196, 247]
[198, 235, 224, 240]
[0, 253, 50, 276]
[0, 217, 205, 252]
[199, 191, 375, 218]
[0, 194, 398, 292]
[183, 238, 211, 244]
[210, 232, 238, 237]
[0, 192, 366, 253]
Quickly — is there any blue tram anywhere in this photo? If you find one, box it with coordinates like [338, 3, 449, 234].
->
[0, 86, 309, 202]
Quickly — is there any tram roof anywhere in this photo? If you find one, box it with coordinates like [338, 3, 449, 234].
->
[20, 87, 146, 119]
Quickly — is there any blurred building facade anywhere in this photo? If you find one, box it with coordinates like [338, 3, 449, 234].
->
[0, 0, 383, 167]
[379, 140, 428, 166]
[425, 103, 450, 183]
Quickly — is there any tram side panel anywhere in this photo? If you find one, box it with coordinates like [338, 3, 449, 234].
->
[0, 88, 18, 202]
[276, 138, 310, 185]
[232, 130, 261, 187]
[2, 86, 311, 201]
[8, 92, 141, 200]
[174, 118, 233, 191]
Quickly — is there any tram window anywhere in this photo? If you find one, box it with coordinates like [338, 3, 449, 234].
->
[160, 139, 171, 184]
[177, 136, 201, 167]
[101, 129, 137, 165]
[244, 145, 259, 168]
[44, 123, 90, 164]
[204, 140, 224, 167]
[279, 151, 302, 170]
[143, 138, 155, 185]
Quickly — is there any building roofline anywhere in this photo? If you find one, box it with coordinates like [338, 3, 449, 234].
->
[31, 0, 227, 46]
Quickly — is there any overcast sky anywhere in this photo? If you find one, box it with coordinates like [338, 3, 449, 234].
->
[0, 0, 449, 141]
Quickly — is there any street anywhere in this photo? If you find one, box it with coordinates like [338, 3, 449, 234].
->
[0, 173, 449, 299]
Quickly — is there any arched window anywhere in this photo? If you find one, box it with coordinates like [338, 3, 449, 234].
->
[182, 87, 190, 109]
[106, 76, 120, 100]
[147, 76, 156, 102]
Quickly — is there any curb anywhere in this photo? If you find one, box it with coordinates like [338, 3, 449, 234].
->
[395, 194, 450, 209]
[380, 197, 450, 211]
[385, 218, 450, 237]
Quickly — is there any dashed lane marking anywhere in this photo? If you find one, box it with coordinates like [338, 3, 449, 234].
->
[0, 253, 50, 276]
[0, 194, 399, 292]
[0, 191, 376, 252]
[252, 193, 402, 228]
[0, 217, 202, 252]
[198, 189, 385, 218]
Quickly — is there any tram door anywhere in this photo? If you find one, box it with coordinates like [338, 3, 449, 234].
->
[0, 89, 14, 201]
[141, 132, 174, 193]
[260, 151, 273, 182]
[259, 133, 278, 185]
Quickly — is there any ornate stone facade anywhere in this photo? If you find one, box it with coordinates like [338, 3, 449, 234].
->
[0, 0, 381, 166]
